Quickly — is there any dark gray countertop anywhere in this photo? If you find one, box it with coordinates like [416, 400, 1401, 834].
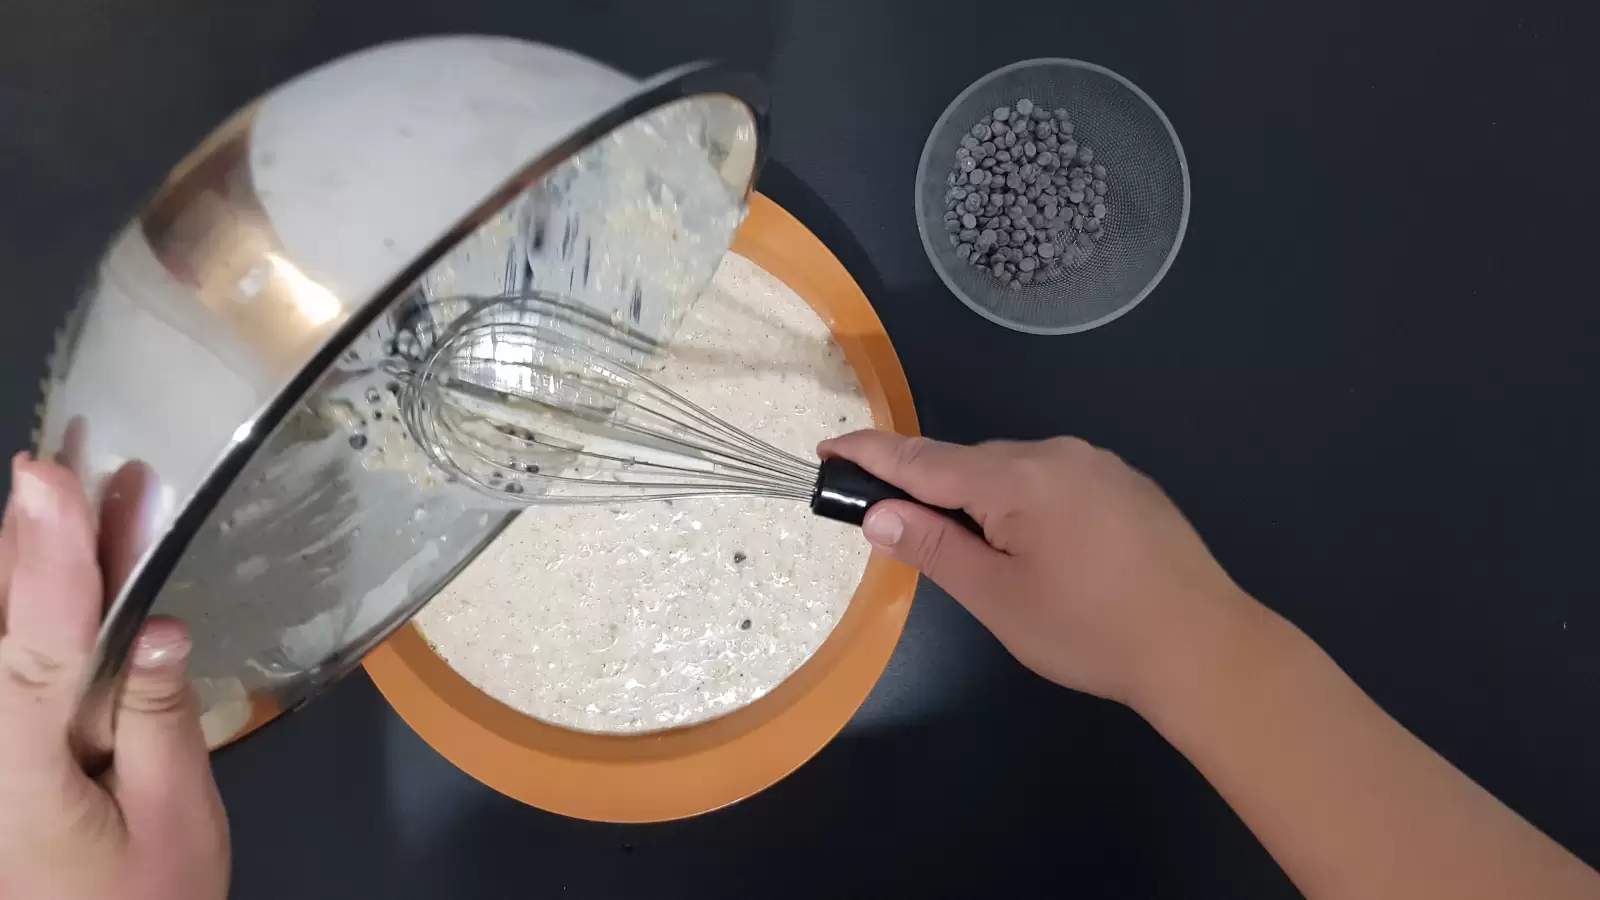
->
[3, 2, 1598, 897]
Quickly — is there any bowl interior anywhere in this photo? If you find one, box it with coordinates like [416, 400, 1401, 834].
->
[363, 192, 920, 822]
[916, 59, 1189, 334]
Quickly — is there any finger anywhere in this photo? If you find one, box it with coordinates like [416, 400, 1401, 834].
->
[819, 431, 1001, 512]
[0, 457, 23, 636]
[97, 461, 160, 602]
[862, 500, 1014, 614]
[53, 415, 88, 475]
[0, 457, 103, 775]
[109, 619, 222, 845]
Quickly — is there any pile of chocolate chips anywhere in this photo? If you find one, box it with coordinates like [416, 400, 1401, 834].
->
[940, 98, 1109, 289]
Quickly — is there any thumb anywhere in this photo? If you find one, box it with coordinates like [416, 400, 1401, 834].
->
[862, 500, 1012, 603]
[108, 618, 211, 809]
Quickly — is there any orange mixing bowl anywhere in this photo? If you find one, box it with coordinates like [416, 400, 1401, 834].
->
[363, 192, 919, 822]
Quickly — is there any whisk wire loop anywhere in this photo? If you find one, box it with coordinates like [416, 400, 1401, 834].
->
[402, 292, 822, 506]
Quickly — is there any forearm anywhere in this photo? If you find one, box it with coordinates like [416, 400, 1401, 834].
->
[1135, 591, 1600, 900]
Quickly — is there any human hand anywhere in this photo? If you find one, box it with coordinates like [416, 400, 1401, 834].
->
[0, 455, 229, 900]
[819, 432, 1264, 709]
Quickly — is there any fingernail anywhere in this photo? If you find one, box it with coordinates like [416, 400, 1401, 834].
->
[11, 460, 57, 528]
[863, 508, 904, 548]
[133, 628, 190, 669]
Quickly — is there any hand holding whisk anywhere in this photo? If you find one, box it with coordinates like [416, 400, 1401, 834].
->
[398, 291, 981, 533]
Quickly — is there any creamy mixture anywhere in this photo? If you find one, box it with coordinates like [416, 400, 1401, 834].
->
[414, 254, 874, 733]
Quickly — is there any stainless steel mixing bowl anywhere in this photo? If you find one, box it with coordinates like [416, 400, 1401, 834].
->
[34, 35, 767, 755]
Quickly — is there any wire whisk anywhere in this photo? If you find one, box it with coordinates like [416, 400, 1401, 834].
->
[399, 291, 980, 532]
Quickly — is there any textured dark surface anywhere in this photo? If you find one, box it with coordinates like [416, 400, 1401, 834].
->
[3, 1, 1599, 897]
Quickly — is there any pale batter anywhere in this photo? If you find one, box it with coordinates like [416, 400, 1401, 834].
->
[414, 253, 874, 733]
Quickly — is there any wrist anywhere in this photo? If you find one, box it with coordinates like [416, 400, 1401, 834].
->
[1124, 583, 1291, 724]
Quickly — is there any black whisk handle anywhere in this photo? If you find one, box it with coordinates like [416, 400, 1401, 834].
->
[810, 458, 984, 537]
